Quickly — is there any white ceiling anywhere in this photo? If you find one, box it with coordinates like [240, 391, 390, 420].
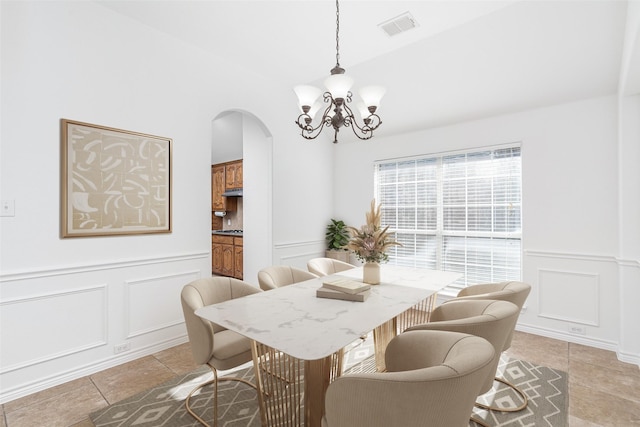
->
[97, 0, 632, 140]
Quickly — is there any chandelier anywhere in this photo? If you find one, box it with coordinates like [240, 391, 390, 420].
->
[294, 0, 385, 144]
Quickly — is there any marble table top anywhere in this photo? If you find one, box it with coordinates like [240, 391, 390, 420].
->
[196, 265, 461, 360]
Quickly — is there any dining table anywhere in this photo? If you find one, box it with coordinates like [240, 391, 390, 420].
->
[195, 264, 461, 427]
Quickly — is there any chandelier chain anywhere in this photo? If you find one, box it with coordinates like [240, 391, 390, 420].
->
[335, 0, 340, 67]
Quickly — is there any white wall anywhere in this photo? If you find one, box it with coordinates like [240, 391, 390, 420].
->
[0, 0, 334, 402]
[334, 95, 638, 363]
[617, 0, 640, 364]
[242, 112, 274, 285]
[211, 112, 243, 164]
[617, 94, 640, 363]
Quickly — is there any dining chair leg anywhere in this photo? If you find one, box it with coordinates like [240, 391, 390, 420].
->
[185, 364, 258, 427]
[470, 415, 491, 427]
[475, 376, 528, 412]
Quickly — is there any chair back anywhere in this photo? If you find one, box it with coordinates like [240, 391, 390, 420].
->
[455, 281, 531, 349]
[257, 265, 317, 291]
[307, 257, 355, 277]
[406, 299, 519, 394]
[181, 277, 260, 365]
[323, 330, 495, 427]
[456, 281, 531, 310]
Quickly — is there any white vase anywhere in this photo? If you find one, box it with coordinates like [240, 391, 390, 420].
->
[363, 262, 380, 285]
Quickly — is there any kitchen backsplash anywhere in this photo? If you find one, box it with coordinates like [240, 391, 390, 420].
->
[215, 197, 243, 230]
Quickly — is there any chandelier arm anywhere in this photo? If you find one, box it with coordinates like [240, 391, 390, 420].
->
[295, 102, 336, 140]
[297, 120, 328, 140]
[364, 113, 382, 130]
[340, 103, 379, 141]
[345, 117, 374, 140]
[340, 94, 375, 129]
[342, 101, 382, 132]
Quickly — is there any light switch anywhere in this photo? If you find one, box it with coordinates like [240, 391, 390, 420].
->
[1, 200, 15, 217]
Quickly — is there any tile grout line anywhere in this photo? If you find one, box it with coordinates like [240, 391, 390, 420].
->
[88, 374, 111, 407]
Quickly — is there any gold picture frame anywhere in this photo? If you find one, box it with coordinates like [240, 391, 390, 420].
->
[61, 119, 172, 237]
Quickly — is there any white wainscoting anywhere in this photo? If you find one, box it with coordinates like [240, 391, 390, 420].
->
[273, 239, 326, 271]
[126, 270, 200, 339]
[617, 259, 640, 365]
[0, 284, 108, 372]
[0, 252, 208, 404]
[522, 250, 621, 353]
[538, 268, 600, 326]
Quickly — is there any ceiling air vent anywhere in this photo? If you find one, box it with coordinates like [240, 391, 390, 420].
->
[378, 12, 419, 37]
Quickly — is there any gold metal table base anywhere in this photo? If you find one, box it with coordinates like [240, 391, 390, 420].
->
[251, 341, 344, 427]
[251, 293, 437, 427]
[373, 293, 436, 372]
[396, 294, 436, 332]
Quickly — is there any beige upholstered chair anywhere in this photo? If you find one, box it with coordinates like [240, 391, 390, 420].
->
[181, 277, 262, 427]
[449, 281, 532, 413]
[322, 330, 495, 427]
[405, 299, 521, 418]
[306, 257, 355, 277]
[257, 265, 317, 291]
[453, 281, 531, 350]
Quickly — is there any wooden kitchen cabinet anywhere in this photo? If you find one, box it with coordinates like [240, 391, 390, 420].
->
[225, 160, 243, 190]
[233, 237, 243, 279]
[212, 240, 223, 273]
[211, 165, 237, 211]
[212, 234, 243, 280]
[221, 244, 234, 277]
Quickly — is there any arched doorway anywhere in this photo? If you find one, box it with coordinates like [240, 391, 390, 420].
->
[212, 110, 273, 286]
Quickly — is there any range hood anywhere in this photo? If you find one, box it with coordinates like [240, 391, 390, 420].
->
[222, 188, 243, 197]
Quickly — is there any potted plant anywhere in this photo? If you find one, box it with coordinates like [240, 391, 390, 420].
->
[325, 219, 350, 262]
[345, 199, 401, 284]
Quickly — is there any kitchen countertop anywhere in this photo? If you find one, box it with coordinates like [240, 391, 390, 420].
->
[211, 230, 243, 236]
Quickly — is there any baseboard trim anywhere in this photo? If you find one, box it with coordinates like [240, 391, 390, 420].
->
[517, 323, 640, 366]
[617, 349, 640, 367]
[516, 323, 619, 353]
[0, 335, 189, 404]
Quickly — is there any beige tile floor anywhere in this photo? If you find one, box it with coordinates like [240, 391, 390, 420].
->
[1, 331, 639, 427]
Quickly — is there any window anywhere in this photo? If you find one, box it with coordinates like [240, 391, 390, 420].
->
[375, 146, 521, 293]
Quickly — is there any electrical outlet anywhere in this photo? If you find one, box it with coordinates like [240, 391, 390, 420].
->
[1, 200, 15, 217]
[114, 342, 131, 354]
[568, 325, 586, 335]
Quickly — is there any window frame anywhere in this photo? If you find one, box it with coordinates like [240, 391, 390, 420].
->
[374, 143, 522, 294]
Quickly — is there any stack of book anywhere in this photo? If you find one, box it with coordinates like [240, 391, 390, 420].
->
[316, 278, 372, 302]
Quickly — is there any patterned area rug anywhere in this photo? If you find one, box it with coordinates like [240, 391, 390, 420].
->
[90, 339, 567, 427]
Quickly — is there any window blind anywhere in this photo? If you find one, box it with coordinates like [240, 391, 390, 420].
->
[375, 146, 522, 294]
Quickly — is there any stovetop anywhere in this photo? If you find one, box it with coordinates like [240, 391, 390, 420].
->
[212, 229, 243, 235]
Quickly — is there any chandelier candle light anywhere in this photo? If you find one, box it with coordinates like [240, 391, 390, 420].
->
[294, 0, 385, 144]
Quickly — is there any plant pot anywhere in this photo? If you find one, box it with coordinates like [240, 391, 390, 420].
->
[325, 249, 350, 263]
[363, 262, 380, 285]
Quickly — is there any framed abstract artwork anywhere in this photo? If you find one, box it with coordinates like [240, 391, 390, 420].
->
[61, 119, 172, 237]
